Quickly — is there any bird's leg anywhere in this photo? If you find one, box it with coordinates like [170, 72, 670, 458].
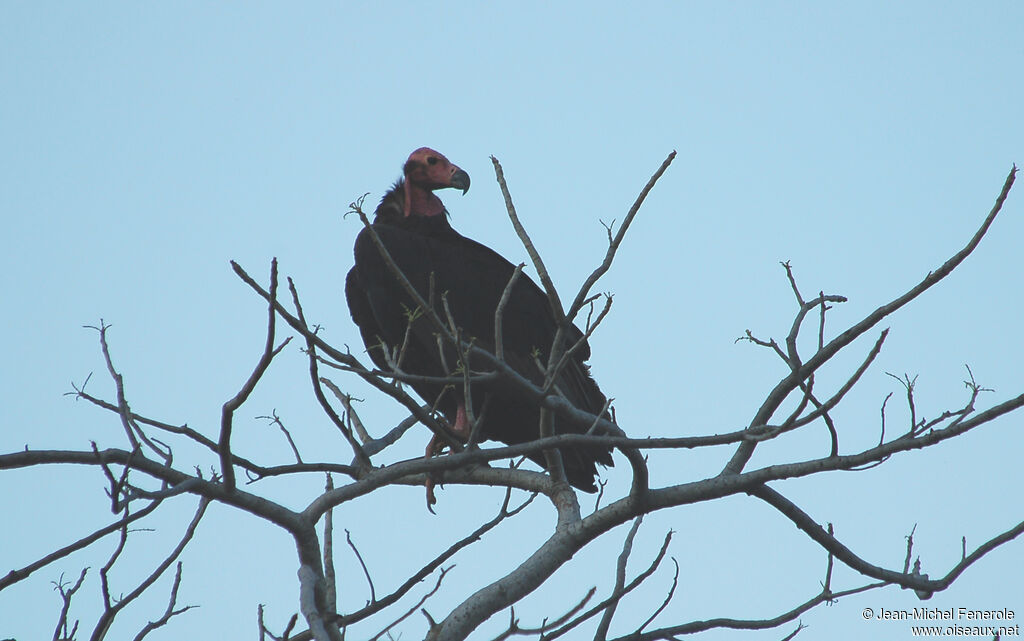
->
[424, 403, 471, 510]
[451, 403, 471, 438]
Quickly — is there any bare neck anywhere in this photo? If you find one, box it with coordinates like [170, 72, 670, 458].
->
[403, 180, 446, 217]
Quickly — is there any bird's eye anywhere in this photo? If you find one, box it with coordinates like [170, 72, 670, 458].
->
[427, 157, 438, 166]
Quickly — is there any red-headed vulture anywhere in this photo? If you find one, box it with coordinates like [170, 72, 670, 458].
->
[345, 148, 613, 494]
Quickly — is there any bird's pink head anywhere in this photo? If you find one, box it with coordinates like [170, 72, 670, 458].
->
[402, 148, 470, 217]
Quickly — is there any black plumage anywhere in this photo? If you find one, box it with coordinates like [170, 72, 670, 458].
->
[345, 148, 613, 491]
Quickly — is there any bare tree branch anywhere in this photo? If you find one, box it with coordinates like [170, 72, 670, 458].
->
[2, 499, 161, 591]
[52, 568, 88, 641]
[284, 489, 538, 641]
[490, 156, 567, 324]
[611, 579, 885, 641]
[90, 497, 210, 641]
[231, 260, 461, 452]
[725, 165, 1017, 476]
[130, 562, 197, 641]
[594, 516, 644, 641]
[369, 567, 451, 641]
[323, 475, 336, 616]
[345, 529, 376, 605]
[747, 484, 1024, 595]
[495, 262, 525, 362]
[220, 259, 292, 491]
[487, 588, 595, 641]
[543, 529, 673, 641]
[71, 388, 328, 480]
[567, 151, 677, 322]
[258, 411, 304, 464]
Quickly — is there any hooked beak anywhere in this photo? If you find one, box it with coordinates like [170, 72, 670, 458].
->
[450, 168, 470, 195]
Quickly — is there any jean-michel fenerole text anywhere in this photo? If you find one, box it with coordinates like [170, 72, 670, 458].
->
[876, 608, 1014, 621]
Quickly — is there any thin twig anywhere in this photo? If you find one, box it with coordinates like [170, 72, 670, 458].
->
[544, 529, 674, 641]
[636, 557, 679, 633]
[52, 568, 88, 641]
[490, 157, 566, 324]
[495, 263, 525, 362]
[567, 151, 677, 322]
[220, 259, 292, 491]
[368, 567, 450, 641]
[289, 277, 370, 465]
[594, 516, 645, 641]
[258, 411, 304, 464]
[2, 499, 161, 591]
[131, 562, 197, 641]
[344, 529, 376, 604]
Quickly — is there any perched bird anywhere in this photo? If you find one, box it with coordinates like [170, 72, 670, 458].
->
[345, 148, 613, 496]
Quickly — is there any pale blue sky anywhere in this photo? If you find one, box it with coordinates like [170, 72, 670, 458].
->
[2, 3, 1022, 640]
